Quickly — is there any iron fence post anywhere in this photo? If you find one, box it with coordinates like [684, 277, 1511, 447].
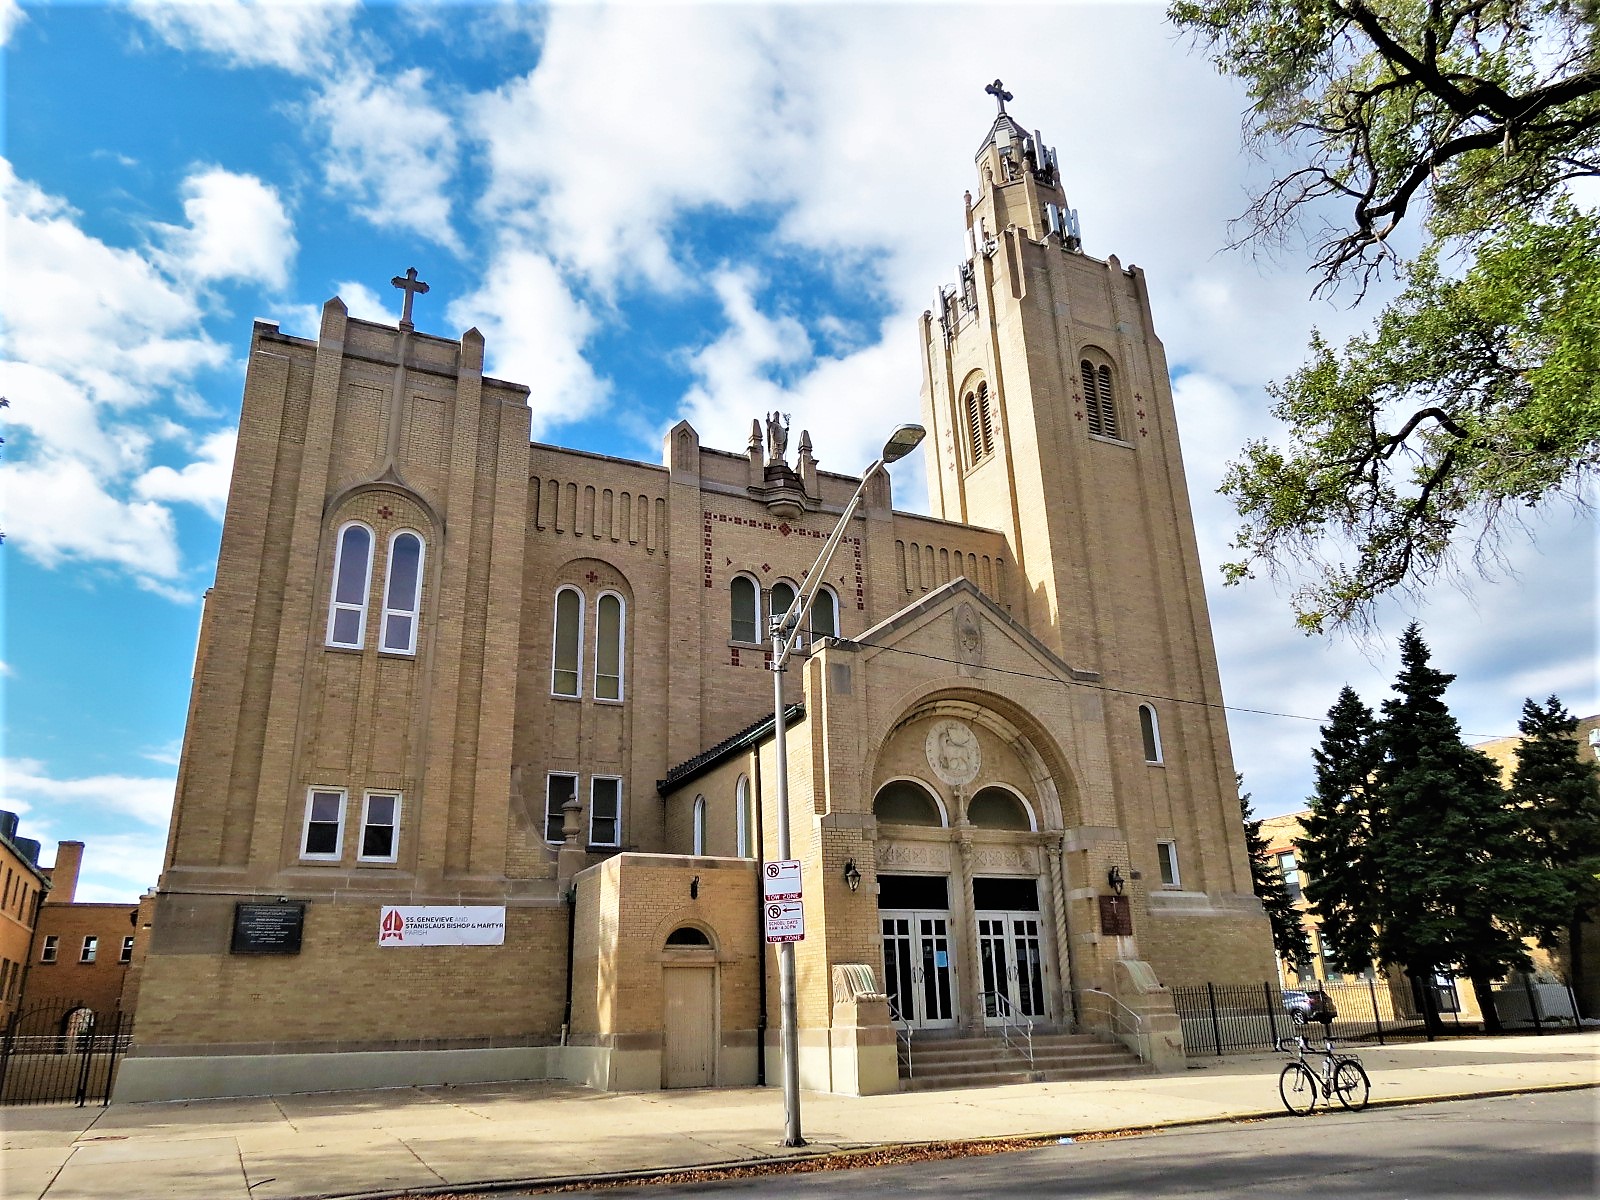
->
[1207, 982, 1223, 1056]
[1522, 972, 1543, 1035]
[0, 1007, 18, 1102]
[1264, 982, 1279, 1047]
[1368, 973, 1385, 1045]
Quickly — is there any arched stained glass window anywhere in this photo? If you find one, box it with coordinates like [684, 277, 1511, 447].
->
[770, 580, 798, 644]
[552, 586, 584, 697]
[810, 587, 839, 642]
[1139, 704, 1163, 764]
[692, 795, 707, 854]
[731, 575, 759, 643]
[327, 522, 374, 648]
[595, 592, 625, 701]
[380, 531, 424, 654]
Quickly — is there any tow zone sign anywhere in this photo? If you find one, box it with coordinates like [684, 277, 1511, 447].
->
[763, 859, 805, 943]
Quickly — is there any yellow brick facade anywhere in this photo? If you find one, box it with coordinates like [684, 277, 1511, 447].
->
[124, 101, 1273, 1102]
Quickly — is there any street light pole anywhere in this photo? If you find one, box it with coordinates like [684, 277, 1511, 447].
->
[768, 423, 924, 1148]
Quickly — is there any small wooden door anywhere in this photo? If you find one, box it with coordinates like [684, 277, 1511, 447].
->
[662, 966, 716, 1088]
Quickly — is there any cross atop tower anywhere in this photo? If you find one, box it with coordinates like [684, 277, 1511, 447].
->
[985, 79, 1013, 115]
[390, 267, 430, 328]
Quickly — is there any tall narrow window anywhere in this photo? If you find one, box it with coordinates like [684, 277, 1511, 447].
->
[594, 593, 625, 701]
[302, 788, 346, 860]
[546, 773, 578, 843]
[551, 586, 584, 697]
[1139, 704, 1163, 764]
[119, 936, 135, 964]
[80, 936, 98, 964]
[770, 580, 798, 644]
[964, 381, 994, 464]
[692, 795, 707, 855]
[735, 776, 754, 858]
[590, 776, 621, 847]
[40, 935, 58, 963]
[359, 793, 401, 862]
[1157, 840, 1181, 888]
[1095, 364, 1119, 438]
[730, 575, 759, 643]
[381, 531, 424, 654]
[326, 522, 374, 648]
[810, 587, 839, 642]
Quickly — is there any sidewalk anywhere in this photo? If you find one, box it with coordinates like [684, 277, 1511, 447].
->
[4, 1032, 1596, 1200]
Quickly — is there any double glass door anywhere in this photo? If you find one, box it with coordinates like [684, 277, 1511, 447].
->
[977, 912, 1048, 1025]
[880, 912, 957, 1030]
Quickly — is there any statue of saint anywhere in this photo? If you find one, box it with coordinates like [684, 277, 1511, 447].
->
[766, 411, 790, 466]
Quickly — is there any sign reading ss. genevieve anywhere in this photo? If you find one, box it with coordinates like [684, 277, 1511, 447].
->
[377, 906, 506, 947]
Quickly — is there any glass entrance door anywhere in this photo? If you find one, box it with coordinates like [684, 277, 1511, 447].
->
[976, 913, 1048, 1025]
[880, 912, 957, 1029]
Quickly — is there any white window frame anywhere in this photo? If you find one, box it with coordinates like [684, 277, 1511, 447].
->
[1157, 839, 1181, 888]
[40, 935, 59, 963]
[769, 579, 800, 646]
[730, 574, 761, 644]
[589, 775, 622, 848]
[551, 585, 585, 698]
[119, 936, 135, 964]
[809, 586, 840, 643]
[593, 591, 626, 703]
[326, 521, 375, 649]
[1139, 703, 1164, 764]
[300, 787, 347, 861]
[546, 772, 578, 844]
[735, 776, 754, 858]
[358, 791, 402, 863]
[80, 936, 98, 964]
[379, 530, 425, 655]
[692, 795, 707, 855]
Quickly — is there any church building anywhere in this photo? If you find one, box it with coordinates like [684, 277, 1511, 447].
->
[119, 88, 1275, 1102]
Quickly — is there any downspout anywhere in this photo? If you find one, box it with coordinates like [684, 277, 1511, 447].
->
[753, 746, 768, 1087]
[560, 884, 577, 1046]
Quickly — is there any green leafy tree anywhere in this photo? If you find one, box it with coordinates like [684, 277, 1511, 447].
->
[1169, 0, 1600, 630]
[1240, 781, 1310, 964]
[1301, 685, 1385, 975]
[1372, 625, 1564, 1032]
[1511, 696, 1600, 1011]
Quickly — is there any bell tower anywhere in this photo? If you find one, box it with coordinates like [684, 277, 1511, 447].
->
[919, 81, 1223, 691]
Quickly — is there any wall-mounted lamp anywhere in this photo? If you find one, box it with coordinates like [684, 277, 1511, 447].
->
[843, 859, 862, 892]
[689, 875, 700, 901]
[1107, 865, 1124, 895]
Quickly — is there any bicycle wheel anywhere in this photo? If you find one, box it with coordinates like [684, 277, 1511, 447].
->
[1331, 1059, 1370, 1111]
[1278, 1061, 1318, 1115]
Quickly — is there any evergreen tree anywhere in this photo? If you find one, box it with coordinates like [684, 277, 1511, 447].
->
[1239, 781, 1307, 967]
[1373, 625, 1562, 1033]
[1511, 696, 1600, 1014]
[1300, 686, 1384, 977]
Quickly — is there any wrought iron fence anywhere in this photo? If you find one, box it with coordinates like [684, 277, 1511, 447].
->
[0, 1001, 130, 1106]
[1170, 978, 1462, 1057]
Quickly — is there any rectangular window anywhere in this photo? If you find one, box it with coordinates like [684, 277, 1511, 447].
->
[40, 935, 59, 963]
[1157, 840, 1181, 888]
[120, 936, 135, 964]
[1277, 850, 1302, 901]
[546, 773, 578, 844]
[359, 793, 401, 862]
[80, 936, 98, 964]
[301, 788, 346, 860]
[590, 776, 621, 848]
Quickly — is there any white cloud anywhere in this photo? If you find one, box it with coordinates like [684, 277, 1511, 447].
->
[334, 279, 395, 323]
[135, 427, 237, 519]
[3, 458, 182, 579]
[154, 168, 296, 289]
[130, 0, 359, 75]
[309, 65, 462, 251]
[0, 0, 25, 47]
[3, 758, 175, 829]
[446, 245, 607, 439]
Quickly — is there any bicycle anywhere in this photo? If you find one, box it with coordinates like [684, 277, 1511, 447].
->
[1275, 1028, 1371, 1114]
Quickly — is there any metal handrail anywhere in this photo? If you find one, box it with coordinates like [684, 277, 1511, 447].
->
[1078, 988, 1150, 1064]
[979, 990, 1035, 1069]
[886, 996, 914, 1080]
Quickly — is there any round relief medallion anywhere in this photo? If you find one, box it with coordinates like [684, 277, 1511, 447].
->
[925, 719, 981, 786]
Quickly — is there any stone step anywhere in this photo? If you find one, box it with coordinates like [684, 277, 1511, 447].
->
[897, 1031, 1150, 1091]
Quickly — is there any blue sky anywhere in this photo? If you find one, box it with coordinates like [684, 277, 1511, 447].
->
[3, 1, 1595, 901]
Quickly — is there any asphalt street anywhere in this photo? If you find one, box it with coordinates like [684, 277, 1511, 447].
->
[508, 1090, 1598, 1200]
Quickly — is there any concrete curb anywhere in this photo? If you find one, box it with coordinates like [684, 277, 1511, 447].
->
[305, 1080, 1600, 1200]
